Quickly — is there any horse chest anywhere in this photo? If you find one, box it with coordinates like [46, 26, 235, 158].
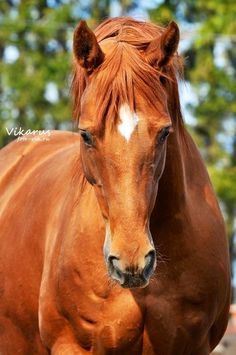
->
[74, 289, 145, 353]
[74, 297, 206, 355]
[58, 266, 212, 354]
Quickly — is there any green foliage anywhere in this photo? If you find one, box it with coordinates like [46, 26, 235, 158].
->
[209, 166, 236, 208]
[0, 0, 81, 146]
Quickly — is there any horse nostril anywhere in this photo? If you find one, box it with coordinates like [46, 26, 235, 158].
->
[143, 250, 156, 280]
[107, 255, 124, 282]
[107, 255, 121, 274]
[108, 255, 119, 268]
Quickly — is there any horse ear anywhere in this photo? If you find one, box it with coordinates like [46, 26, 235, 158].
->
[146, 21, 179, 68]
[73, 20, 104, 73]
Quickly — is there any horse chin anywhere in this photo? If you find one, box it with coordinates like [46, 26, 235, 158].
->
[120, 280, 149, 289]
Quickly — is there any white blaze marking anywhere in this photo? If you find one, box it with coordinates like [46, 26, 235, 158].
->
[118, 104, 139, 142]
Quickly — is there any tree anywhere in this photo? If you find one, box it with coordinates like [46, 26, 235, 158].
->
[0, 0, 80, 146]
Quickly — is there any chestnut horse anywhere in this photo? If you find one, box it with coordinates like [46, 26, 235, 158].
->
[0, 17, 230, 354]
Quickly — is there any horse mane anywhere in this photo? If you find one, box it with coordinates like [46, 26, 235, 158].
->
[71, 17, 184, 132]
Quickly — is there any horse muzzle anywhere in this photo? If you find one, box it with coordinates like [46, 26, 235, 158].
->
[107, 250, 156, 288]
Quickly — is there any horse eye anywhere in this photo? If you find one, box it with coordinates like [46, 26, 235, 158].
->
[80, 130, 93, 146]
[158, 127, 171, 144]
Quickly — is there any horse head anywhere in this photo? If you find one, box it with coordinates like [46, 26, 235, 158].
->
[72, 18, 180, 288]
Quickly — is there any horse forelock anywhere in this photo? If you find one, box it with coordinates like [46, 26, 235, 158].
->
[72, 17, 184, 134]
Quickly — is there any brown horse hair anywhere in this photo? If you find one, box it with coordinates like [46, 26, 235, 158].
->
[71, 17, 184, 135]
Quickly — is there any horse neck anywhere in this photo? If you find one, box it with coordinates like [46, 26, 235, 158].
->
[153, 125, 212, 225]
[153, 129, 190, 222]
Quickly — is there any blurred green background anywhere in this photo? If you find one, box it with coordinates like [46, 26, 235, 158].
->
[0, 0, 235, 298]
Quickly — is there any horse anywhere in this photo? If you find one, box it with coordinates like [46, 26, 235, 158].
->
[0, 17, 231, 354]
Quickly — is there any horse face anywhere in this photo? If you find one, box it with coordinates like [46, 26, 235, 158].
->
[79, 100, 172, 288]
[73, 20, 179, 288]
